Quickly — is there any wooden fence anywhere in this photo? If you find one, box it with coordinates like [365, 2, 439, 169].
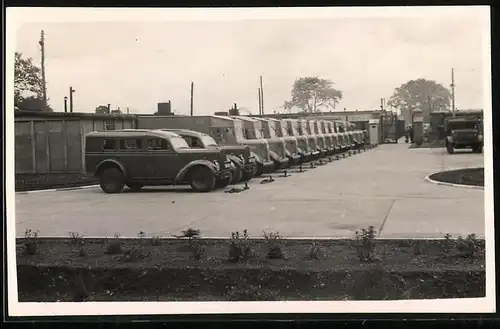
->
[15, 115, 136, 174]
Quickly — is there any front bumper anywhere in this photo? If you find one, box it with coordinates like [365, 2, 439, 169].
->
[287, 153, 303, 165]
[274, 157, 290, 169]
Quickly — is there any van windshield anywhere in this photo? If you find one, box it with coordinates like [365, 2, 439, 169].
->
[201, 135, 218, 147]
[170, 136, 190, 149]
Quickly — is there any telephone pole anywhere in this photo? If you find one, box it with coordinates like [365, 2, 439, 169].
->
[258, 87, 262, 115]
[39, 30, 47, 111]
[190, 82, 194, 116]
[259, 76, 264, 116]
[451, 68, 456, 116]
[69, 86, 75, 113]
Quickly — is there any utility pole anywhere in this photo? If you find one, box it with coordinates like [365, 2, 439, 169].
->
[259, 76, 264, 116]
[39, 30, 48, 111]
[69, 86, 75, 113]
[127, 107, 130, 114]
[63, 96, 68, 113]
[451, 68, 456, 116]
[190, 82, 194, 116]
[258, 87, 262, 115]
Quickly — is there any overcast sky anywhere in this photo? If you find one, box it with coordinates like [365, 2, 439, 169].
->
[12, 7, 489, 115]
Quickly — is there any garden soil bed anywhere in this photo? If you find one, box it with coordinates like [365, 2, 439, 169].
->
[15, 173, 99, 192]
[429, 168, 484, 187]
[16, 237, 486, 302]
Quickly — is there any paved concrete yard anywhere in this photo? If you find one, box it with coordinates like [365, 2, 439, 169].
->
[15, 143, 485, 239]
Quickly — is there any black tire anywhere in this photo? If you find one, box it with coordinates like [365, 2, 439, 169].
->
[126, 183, 144, 191]
[242, 166, 257, 181]
[230, 165, 243, 184]
[99, 168, 125, 194]
[255, 163, 264, 177]
[446, 143, 455, 154]
[189, 166, 216, 192]
[473, 145, 483, 153]
[216, 172, 233, 189]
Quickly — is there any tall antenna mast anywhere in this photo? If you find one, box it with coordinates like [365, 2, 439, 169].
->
[451, 68, 456, 116]
[259, 76, 264, 115]
[39, 30, 48, 111]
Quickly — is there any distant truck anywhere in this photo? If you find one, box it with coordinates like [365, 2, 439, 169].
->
[136, 115, 275, 177]
[444, 117, 483, 154]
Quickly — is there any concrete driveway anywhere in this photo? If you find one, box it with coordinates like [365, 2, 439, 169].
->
[15, 143, 485, 239]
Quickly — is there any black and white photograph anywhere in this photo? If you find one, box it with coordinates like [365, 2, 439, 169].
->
[5, 6, 495, 317]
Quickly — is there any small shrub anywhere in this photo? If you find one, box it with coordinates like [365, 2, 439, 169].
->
[456, 234, 482, 258]
[443, 233, 453, 251]
[263, 231, 285, 260]
[122, 246, 147, 262]
[77, 247, 87, 257]
[24, 229, 39, 255]
[180, 228, 201, 248]
[413, 241, 423, 255]
[137, 231, 146, 239]
[353, 226, 377, 262]
[105, 233, 123, 255]
[189, 240, 206, 261]
[151, 236, 162, 246]
[228, 229, 253, 262]
[307, 242, 322, 260]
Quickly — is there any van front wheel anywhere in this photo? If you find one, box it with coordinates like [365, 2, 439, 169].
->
[189, 166, 216, 192]
[100, 168, 125, 194]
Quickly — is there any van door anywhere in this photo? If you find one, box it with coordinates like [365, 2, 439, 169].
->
[144, 138, 180, 181]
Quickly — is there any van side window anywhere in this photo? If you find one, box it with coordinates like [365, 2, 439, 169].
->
[148, 138, 168, 150]
[102, 139, 116, 150]
[120, 139, 142, 150]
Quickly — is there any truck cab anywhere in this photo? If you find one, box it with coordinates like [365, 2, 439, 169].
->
[318, 120, 335, 156]
[444, 117, 483, 154]
[299, 119, 321, 159]
[268, 118, 302, 165]
[250, 117, 292, 169]
[283, 119, 314, 162]
[325, 121, 341, 153]
[310, 120, 329, 157]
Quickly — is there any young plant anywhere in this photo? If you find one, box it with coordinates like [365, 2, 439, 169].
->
[105, 232, 123, 255]
[180, 228, 201, 248]
[353, 226, 377, 262]
[228, 229, 253, 262]
[307, 242, 322, 260]
[443, 233, 453, 252]
[24, 229, 40, 255]
[263, 231, 285, 260]
[456, 234, 482, 258]
[189, 239, 205, 261]
[151, 236, 162, 246]
[69, 232, 84, 245]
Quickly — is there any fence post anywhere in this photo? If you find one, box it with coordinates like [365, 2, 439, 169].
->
[63, 120, 68, 171]
[45, 120, 51, 172]
[30, 121, 36, 173]
[80, 122, 85, 173]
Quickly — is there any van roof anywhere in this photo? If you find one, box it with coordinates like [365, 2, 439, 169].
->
[86, 129, 181, 139]
[159, 128, 211, 138]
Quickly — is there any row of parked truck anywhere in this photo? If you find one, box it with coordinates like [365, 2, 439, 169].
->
[85, 115, 370, 194]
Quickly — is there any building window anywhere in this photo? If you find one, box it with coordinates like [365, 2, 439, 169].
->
[105, 120, 116, 130]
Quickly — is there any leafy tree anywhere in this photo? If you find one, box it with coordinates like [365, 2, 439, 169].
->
[387, 78, 451, 122]
[284, 77, 343, 113]
[14, 52, 53, 111]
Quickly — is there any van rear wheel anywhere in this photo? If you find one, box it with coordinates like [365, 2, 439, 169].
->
[99, 168, 124, 194]
[189, 166, 216, 192]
